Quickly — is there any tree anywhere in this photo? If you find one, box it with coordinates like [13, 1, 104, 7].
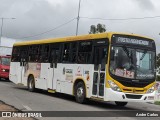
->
[156, 53, 160, 81]
[97, 23, 106, 33]
[157, 53, 160, 68]
[89, 23, 106, 34]
[89, 25, 96, 34]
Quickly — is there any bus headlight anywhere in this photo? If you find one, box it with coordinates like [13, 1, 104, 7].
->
[146, 85, 155, 93]
[108, 80, 121, 92]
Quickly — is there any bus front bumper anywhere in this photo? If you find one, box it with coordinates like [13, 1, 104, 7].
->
[105, 88, 155, 102]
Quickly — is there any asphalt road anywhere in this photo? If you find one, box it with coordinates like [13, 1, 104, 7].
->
[0, 79, 159, 120]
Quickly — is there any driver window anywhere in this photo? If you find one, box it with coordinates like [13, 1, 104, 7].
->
[117, 48, 130, 69]
[110, 47, 131, 74]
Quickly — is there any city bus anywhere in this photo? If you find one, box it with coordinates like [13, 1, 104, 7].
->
[9, 32, 156, 106]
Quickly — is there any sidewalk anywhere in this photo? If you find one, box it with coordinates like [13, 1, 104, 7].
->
[0, 100, 35, 120]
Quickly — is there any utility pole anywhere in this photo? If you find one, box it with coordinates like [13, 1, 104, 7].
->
[0, 17, 15, 46]
[0, 18, 4, 46]
[76, 0, 81, 36]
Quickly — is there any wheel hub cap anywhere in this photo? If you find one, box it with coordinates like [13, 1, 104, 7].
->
[77, 87, 83, 97]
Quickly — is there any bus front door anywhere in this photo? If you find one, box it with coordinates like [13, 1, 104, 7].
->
[92, 46, 107, 98]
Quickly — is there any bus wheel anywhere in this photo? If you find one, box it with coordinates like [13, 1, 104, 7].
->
[75, 82, 86, 104]
[28, 76, 35, 92]
[115, 101, 128, 106]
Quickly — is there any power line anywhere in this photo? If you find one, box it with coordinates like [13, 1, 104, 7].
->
[15, 15, 160, 39]
[18, 17, 76, 39]
[80, 15, 160, 21]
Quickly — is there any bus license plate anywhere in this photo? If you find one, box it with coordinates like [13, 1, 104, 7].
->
[147, 96, 154, 100]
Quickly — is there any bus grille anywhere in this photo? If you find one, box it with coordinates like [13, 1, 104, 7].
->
[123, 89, 132, 92]
[125, 94, 142, 99]
[118, 80, 153, 87]
[134, 90, 144, 93]
[123, 88, 145, 93]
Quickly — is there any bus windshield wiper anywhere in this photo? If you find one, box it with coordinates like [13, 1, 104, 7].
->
[122, 46, 131, 59]
[140, 50, 147, 60]
[122, 46, 136, 69]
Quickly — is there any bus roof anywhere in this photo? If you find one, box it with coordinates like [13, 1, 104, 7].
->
[13, 32, 154, 46]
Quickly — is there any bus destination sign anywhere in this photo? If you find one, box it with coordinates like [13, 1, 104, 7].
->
[116, 37, 149, 46]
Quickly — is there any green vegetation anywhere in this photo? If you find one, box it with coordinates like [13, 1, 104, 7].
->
[157, 53, 160, 68]
[156, 75, 160, 81]
[154, 101, 160, 105]
[156, 53, 160, 81]
[89, 23, 106, 34]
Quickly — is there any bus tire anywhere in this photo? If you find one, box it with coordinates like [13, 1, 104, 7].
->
[75, 82, 86, 104]
[115, 101, 128, 106]
[28, 76, 35, 92]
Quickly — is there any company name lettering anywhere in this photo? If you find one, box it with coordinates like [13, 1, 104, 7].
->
[117, 37, 149, 46]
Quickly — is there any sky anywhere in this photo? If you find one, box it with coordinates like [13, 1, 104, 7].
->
[0, 0, 160, 52]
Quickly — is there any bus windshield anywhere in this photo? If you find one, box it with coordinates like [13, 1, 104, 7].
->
[110, 46, 155, 80]
[1, 57, 11, 66]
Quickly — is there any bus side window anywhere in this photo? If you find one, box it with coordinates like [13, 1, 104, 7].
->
[12, 47, 20, 62]
[40, 45, 49, 63]
[78, 41, 92, 64]
[49, 44, 60, 68]
[28, 46, 33, 62]
[50, 48, 59, 63]
[28, 45, 40, 62]
[35, 46, 40, 62]
[62, 43, 70, 63]
[20, 46, 28, 62]
[70, 42, 77, 63]
[29, 45, 36, 62]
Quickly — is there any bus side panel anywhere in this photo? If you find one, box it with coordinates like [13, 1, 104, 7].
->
[22, 70, 28, 86]
[55, 64, 72, 94]
[47, 63, 54, 90]
[34, 63, 48, 90]
[9, 62, 20, 84]
[23, 63, 48, 90]
[55, 64, 93, 98]
[35, 78, 47, 90]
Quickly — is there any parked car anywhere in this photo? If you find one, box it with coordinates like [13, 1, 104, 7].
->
[0, 55, 11, 80]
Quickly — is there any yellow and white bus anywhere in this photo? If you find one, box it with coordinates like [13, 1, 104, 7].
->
[9, 32, 156, 106]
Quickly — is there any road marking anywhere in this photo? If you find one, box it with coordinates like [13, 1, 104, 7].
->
[22, 105, 32, 110]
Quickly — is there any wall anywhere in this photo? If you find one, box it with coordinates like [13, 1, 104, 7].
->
[155, 81, 160, 101]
